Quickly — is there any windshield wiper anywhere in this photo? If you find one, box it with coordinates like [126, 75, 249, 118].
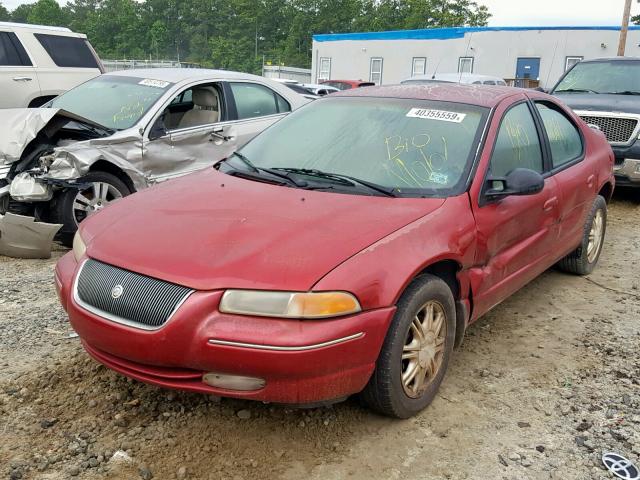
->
[273, 168, 400, 197]
[71, 121, 114, 136]
[223, 153, 308, 187]
[603, 90, 640, 96]
[554, 88, 599, 94]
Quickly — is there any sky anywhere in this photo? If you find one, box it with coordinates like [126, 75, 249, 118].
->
[2, 0, 640, 27]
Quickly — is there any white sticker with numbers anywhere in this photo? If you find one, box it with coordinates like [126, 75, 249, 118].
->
[406, 108, 466, 123]
[138, 78, 171, 88]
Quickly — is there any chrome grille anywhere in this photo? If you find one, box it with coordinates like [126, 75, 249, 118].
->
[578, 115, 638, 144]
[75, 259, 193, 330]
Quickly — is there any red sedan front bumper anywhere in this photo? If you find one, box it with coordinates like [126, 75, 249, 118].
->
[56, 253, 395, 405]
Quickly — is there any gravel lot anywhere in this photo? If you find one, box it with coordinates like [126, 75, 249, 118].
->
[1, 191, 639, 480]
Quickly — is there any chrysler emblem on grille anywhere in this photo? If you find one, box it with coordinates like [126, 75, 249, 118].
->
[111, 285, 124, 299]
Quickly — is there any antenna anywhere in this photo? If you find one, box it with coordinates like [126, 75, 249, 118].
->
[432, 56, 443, 79]
[459, 31, 474, 83]
[545, 37, 561, 88]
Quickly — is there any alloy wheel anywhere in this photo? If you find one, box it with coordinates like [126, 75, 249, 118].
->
[401, 300, 447, 398]
[587, 209, 604, 263]
[72, 182, 123, 225]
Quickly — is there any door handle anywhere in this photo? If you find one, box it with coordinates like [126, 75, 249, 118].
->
[587, 174, 595, 188]
[13, 77, 32, 82]
[543, 196, 558, 212]
[209, 127, 231, 142]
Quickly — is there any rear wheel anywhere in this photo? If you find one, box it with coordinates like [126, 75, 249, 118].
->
[557, 195, 607, 275]
[361, 274, 456, 418]
[51, 171, 130, 246]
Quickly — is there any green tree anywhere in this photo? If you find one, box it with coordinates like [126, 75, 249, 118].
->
[11, 4, 35, 23]
[0, 2, 10, 21]
[27, 0, 68, 26]
[632, 14, 639, 25]
[12, 0, 492, 71]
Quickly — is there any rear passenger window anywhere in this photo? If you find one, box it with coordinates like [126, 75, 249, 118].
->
[535, 103, 583, 169]
[34, 34, 99, 68]
[0, 32, 32, 66]
[230, 82, 290, 120]
[490, 103, 543, 177]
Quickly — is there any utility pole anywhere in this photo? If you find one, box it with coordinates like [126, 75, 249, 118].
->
[617, 0, 632, 56]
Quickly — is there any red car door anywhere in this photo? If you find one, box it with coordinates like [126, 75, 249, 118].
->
[530, 98, 597, 255]
[468, 98, 562, 319]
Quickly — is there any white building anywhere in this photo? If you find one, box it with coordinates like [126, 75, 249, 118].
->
[311, 26, 640, 88]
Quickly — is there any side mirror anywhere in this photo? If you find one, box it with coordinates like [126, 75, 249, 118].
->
[485, 168, 545, 201]
[534, 87, 549, 93]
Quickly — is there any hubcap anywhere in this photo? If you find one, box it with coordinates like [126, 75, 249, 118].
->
[587, 209, 604, 263]
[72, 182, 123, 225]
[401, 300, 447, 398]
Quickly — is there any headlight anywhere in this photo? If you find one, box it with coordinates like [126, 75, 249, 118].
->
[72, 231, 87, 261]
[219, 290, 361, 319]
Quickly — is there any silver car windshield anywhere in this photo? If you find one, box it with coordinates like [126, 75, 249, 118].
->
[49, 75, 174, 130]
[241, 97, 488, 196]
[554, 60, 640, 94]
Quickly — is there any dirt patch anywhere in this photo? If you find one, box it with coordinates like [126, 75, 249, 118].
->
[1, 191, 639, 480]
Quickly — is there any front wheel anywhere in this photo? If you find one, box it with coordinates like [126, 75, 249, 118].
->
[51, 171, 131, 246]
[557, 195, 607, 275]
[361, 274, 456, 418]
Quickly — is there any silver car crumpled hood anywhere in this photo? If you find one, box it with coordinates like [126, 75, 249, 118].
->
[0, 107, 148, 189]
[0, 108, 60, 165]
[0, 109, 148, 259]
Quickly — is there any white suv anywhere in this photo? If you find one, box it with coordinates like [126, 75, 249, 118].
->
[0, 22, 103, 108]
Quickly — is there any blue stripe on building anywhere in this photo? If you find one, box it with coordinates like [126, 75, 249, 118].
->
[313, 25, 640, 43]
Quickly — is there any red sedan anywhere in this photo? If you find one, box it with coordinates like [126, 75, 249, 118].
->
[56, 84, 614, 418]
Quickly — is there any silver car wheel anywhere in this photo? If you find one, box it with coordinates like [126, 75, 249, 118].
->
[72, 182, 123, 225]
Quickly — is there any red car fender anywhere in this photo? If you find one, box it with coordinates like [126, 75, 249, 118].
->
[311, 194, 477, 311]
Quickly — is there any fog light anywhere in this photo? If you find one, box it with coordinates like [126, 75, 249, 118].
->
[202, 373, 265, 391]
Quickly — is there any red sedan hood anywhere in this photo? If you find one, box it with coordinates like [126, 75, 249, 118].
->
[83, 169, 445, 291]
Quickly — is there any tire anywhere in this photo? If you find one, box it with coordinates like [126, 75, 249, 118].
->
[361, 274, 456, 418]
[51, 171, 131, 246]
[557, 195, 607, 275]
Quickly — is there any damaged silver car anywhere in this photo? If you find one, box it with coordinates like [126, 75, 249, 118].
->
[0, 68, 309, 256]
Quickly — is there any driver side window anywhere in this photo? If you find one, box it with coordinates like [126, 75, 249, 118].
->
[490, 103, 543, 177]
[158, 83, 222, 132]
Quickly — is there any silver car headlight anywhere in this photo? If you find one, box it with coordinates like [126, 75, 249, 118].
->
[219, 290, 361, 319]
[72, 231, 87, 261]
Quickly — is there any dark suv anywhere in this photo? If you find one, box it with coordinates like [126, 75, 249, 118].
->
[552, 57, 640, 187]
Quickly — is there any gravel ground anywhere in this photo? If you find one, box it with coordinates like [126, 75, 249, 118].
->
[0, 190, 638, 480]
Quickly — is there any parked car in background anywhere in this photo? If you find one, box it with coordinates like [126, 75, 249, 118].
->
[58, 84, 613, 418]
[0, 68, 309, 253]
[551, 57, 640, 188]
[320, 79, 375, 90]
[402, 73, 507, 86]
[301, 83, 340, 96]
[0, 22, 103, 108]
[280, 82, 320, 100]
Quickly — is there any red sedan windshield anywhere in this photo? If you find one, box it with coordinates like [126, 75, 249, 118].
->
[242, 97, 488, 196]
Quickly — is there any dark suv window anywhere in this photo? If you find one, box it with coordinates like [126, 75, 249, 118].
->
[34, 33, 99, 68]
[0, 32, 32, 66]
